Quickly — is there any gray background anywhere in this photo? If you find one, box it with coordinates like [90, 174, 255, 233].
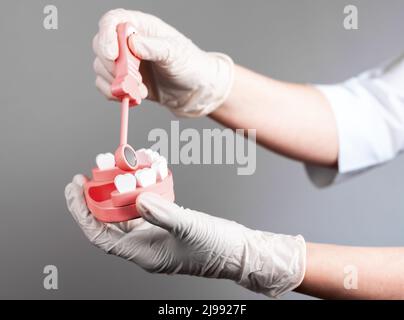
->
[0, 0, 403, 299]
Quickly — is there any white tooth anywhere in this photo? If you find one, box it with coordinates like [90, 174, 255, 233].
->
[152, 157, 168, 181]
[152, 151, 160, 161]
[114, 173, 136, 194]
[145, 149, 160, 163]
[135, 168, 157, 188]
[158, 154, 167, 162]
[96, 153, 115, 170]
[135, 148, 149, 165]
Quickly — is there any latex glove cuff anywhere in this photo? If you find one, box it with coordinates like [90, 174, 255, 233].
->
[237, 232, 306, 298]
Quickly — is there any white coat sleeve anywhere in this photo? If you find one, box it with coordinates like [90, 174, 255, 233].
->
[306, 54, 404, 187]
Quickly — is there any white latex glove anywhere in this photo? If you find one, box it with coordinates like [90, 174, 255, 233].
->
[65, 175, 306, 297]
[93, 9, 234, 118]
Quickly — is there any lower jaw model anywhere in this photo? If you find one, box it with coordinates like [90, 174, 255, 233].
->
[84, 148, 175, 223]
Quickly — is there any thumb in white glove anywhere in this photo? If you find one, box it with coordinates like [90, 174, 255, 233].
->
[65, 175, 306, 298]
[93, 9, 234, 118]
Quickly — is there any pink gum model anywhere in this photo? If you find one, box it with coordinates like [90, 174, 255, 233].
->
[84, 165, 175, 223]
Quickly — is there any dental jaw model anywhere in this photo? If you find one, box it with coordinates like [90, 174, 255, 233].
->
[83, 23, 175, 223]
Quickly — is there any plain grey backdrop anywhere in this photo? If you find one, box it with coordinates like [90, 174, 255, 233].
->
[0, 0, 403, 299]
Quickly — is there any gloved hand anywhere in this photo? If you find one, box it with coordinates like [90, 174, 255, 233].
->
[65, 175, 306, 298]
[93, 9, 234, 118]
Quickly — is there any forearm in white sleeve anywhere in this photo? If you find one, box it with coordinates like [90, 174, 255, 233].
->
[306, 54, 404, 187]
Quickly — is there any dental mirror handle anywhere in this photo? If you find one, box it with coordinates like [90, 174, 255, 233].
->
[120, 96, 130, 146]
[111, 22, 142, 106]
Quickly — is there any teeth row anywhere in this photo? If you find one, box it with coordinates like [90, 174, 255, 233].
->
[113, 149, 169, 194]
[96, 149, 166, 171]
